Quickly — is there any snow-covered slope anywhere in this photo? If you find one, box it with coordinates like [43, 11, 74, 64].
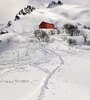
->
[7, 4, 90, 33]
[0, 30, 90, 100]
[0, 3, 90, 100]
[0, 0, 90, 24]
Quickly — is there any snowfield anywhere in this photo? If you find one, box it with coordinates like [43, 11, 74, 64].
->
[0, 3, 90, 100]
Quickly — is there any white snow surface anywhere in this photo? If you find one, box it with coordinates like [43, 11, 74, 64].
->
[0, 3, 90, 100]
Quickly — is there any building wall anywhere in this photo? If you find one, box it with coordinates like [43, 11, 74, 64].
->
[47, 24, 54, 29]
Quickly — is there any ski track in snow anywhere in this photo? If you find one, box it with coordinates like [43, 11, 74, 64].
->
[38, 47, 64, 100]
[0, 36, 65, 100]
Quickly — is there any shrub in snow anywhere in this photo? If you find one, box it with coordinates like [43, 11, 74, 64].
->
[24, 6, 35, 14]
[24, 7, 30, 14]
[49, 29, 60, 35]
[51, 1, 56, 5]
[7, 21, 12, 27]
[31, 7, 36, 11]
[27, 5, 35, 12]
[14, 15, 20, 21]
[21, 9, 27, 15]
[47, 0, 63, 8]
[63, 23, 80, 36]
[67, 36, 85, 46]
[25, 5, 31, 14]
[14, 5, 35, 21]
[87, 41, 90, 46]
[80, 30, 89, 43]
[0, 29, 8, 35]
[67, 38, 77, 46]
[82, 34, 88, 43]
[83, 25, 90, 30]
[27, 5, 31, 9]
[18, 9, 26, 15]
[47, 1, 56, 8]
[18, 10, 22, 15]
[57, 0, 63, 5]
[34, 30, 50, 42]
[50, 30, 55, 35]
[57, 29, 61, 34]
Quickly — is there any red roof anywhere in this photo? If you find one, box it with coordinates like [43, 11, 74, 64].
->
[39, 21, 55, 29]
